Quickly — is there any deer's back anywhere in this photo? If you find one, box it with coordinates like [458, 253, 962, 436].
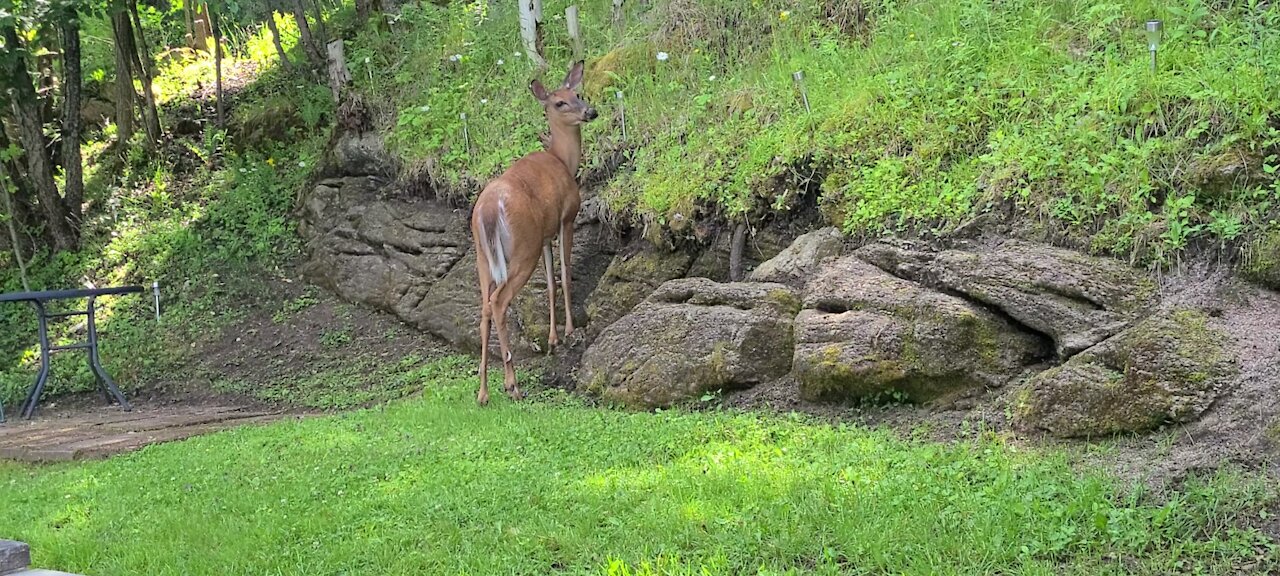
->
[476, 150, 580, 242]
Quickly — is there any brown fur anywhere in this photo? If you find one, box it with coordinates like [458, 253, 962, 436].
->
[470, 61, 598, 405]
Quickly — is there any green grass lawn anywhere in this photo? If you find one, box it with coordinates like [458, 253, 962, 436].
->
[1, 357, 1275, 575]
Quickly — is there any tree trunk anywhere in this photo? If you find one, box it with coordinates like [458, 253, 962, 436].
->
[0, 176, 32, 291]
[192, 2, 212, 51]
[518, 0, 545, 69]
[566, 5, 582, 62]
[184, 0, 196, 49]
[1, 25, 78, 251]
[129, 0, 162, 147]
[728, 221, 747, 281]
[326, 39, 350, 105]
[59, 11, 85, 224]
[309, 0, 328, 44]
[210, 4, 225, 128]
[264, 10, 295, 72]
[290, 0, 324, 71]
[110, 8, 136, 146]
[0, 123, 50, 249]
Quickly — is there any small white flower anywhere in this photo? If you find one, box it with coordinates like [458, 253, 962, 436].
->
[364, 56, 371, 64]
[656, 51, 669, 61]
[513, 51, 522, 57]
[480, 98, 488, 105]
[418, 105, 431, 112]
[497, 59, 504, 66]
[238, 168, 247, 173]
[708, 75, 716, 81]
[673, 213, 684, 221]
[449, 53, 462, 62]
[298, 161, 307, 168]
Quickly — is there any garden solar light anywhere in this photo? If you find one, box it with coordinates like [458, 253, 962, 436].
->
[792, 70, 811, 114]
[1146, 20, 1163, 71]
[616, 91, 627, 141]
[153, 281, 162, 322]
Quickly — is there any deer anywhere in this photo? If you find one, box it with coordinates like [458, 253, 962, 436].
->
[470, 60, 598, 406]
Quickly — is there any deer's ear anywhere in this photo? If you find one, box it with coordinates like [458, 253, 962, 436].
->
[561, 60, 585, 90]
[530, 79, 550, 102]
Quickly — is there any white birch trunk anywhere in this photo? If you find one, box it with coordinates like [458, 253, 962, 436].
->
[566, 5, 582, 61]
[519, 0, 545, 68]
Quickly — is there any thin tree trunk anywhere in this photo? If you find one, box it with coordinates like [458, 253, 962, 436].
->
[184, 0, 196, 49]
[566, 5, 582, 62]
[290, 0, 323, 70]
[210, 5, 225, 128]
[59, 11, 85, 224]
[0, 176, 32, 291]
[110, 9, 136, 146]
[192, 2, 212, 51]
[309, 0, 328, 44]
[1, 25, 78, 251]
[518, 0, 545, 69]
[129, 0, 162, 146]
[264, 10, 295, 72]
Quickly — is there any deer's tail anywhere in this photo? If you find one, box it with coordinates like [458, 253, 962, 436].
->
[476, 197, 512, 287]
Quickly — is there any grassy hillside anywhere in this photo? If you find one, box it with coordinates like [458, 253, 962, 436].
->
[366, 0, 1279, 263]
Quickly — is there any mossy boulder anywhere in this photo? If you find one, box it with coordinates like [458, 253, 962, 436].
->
[748, 227, 843, 285]
[793, 256, 1048, 403]
[231, 97, 305, 152]
[585, 243, 695, 333]
[579, 278, 799, 408]
[856, 240, 1154, 358]
[1014, 308, 1237, 438]
[1243, 229, 1280, 291]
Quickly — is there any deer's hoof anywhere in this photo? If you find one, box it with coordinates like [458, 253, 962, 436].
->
[509, 387, 526, 401]
[477, 390, 490, 406]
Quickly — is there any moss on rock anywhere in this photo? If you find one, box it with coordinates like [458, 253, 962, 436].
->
[1015, 308, 1237, 438]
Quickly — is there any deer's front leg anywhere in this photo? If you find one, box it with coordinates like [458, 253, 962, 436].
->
[543, 243, 558, 350]
[559, 222, 575, 337]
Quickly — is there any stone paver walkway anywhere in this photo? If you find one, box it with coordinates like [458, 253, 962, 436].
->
[0, 405, 288, 462]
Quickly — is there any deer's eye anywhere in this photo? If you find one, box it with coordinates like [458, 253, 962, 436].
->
[555, 101, 568, 109]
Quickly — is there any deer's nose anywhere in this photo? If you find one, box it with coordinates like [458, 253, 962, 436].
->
[585, 107, 599, 121]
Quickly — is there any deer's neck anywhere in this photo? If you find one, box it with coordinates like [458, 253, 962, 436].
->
[546, 121, 582, 181]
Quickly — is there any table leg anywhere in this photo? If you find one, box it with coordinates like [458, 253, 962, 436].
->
[20, 302, 52, 419]
[86, 297, 132, 411]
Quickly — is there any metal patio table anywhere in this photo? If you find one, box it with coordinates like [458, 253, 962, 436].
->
[0, 286, 144, 421]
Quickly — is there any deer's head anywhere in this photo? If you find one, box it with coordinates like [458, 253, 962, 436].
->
[531, 61, 598, 128]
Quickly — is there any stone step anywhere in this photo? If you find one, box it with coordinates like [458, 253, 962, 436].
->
[0, 541, 81, 576]
[0, 540, 29, 575]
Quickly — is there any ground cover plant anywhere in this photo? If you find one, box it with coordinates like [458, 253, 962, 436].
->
[1, 359, 1277, 575]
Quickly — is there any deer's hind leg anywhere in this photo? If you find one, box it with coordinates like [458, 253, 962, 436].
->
[475, 250, 494, 406]
[492, 261, 537, 400]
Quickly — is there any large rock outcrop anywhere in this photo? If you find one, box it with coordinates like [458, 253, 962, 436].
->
[579, 278, 800, 408]
[856, 240, 1154, 357]
[299, 176, 484, 350]
[1015, 308, 1238, 438]
[793, 256, 1048, 403]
